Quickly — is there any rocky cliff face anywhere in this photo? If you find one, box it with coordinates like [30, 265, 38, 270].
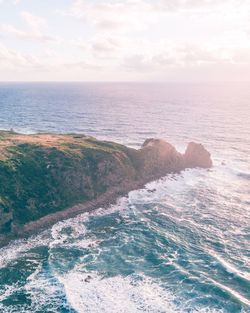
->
[140, 139, 184, 176]
[139, 138, 212, 175]
[184, 142, 213, 168]
[0, 131, 212, 239]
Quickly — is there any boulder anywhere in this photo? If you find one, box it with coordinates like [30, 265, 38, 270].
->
[184, 142, 212, 168]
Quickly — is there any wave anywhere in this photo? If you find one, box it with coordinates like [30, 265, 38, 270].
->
[204, 276, 250, 307]
[207, 250, 250, 282]
[59, 272, 176, 313]
[0, 163, 249, 312]
[58, 270, 235, 313]
[0, 231, 50, 268]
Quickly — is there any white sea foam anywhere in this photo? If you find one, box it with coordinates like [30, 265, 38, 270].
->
[24, 267, 63, 313]
[59, 270, 231, 313]
[50, 213, 89, 248]
[0, 284, 19, 304]
[0, 231, 50, 268]
[59, 271, 178, 313]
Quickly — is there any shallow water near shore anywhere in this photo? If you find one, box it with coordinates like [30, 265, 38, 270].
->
[0, 82, 249, 312]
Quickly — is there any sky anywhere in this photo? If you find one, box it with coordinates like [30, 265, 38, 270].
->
[0, 0, 250, 82]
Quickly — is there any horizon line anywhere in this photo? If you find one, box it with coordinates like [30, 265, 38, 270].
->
[0, 80, 249, 84]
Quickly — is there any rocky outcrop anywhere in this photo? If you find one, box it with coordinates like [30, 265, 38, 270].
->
[184, 142, 212, 169]
[139, 138, 212, 175]
[140, 139, 184, 176]
[0, 131, 212, 244]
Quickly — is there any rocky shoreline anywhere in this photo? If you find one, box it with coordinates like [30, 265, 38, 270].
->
[0, 131, 212, 247]
[0, 175, 167, 247]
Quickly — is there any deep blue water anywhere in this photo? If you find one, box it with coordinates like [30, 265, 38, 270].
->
[0, 82, 249, 312]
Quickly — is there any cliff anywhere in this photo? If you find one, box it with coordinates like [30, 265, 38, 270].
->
[0, 131, 212, 243]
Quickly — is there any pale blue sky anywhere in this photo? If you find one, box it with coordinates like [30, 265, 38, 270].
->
[0, 0, 250, 81]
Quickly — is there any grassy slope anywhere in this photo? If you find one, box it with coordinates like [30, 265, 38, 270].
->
[0, 131, 139, 233]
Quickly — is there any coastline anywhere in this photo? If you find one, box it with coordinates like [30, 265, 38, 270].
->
[0, 132, 212, 248]
[0, 173, 165, 248]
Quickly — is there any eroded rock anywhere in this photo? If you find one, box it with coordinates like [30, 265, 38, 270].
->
[184, 142, 212, 168]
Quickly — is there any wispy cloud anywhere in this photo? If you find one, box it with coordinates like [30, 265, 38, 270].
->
[20, 10, 46, 29]
[1, 24, 57, 42]
[1, 10, 58, 43]
[0, 43, 43, 70]
[67, 0, 155, 33]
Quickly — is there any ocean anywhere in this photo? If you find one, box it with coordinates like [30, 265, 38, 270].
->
[0, 82, 249, 312]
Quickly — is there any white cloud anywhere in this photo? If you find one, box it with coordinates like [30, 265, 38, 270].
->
[0, 41, 102, 76]
[67, 0, 155, 33]
[1, 24, 57, 42]
[154, 0, 225, 11]
[67, 0, 247, 29]
[0, 0, 20, 4]
[91, 36, 122, 56]
[0, 42, 43, 70]
[1, 11, 58, 43]
[20, 10, 46, 29]
[122, 43, 234, 72]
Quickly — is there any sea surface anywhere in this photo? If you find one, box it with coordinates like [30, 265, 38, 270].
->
[0, 82, 249, 313]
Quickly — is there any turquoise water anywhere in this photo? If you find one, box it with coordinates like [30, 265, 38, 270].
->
[0, 83, 249, 312]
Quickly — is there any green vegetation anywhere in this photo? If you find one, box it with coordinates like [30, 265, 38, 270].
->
[0, 131, 138, 233]
[0, 131, 211, 238]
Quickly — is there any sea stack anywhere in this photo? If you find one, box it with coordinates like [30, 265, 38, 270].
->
[184, 142, 213, 169]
